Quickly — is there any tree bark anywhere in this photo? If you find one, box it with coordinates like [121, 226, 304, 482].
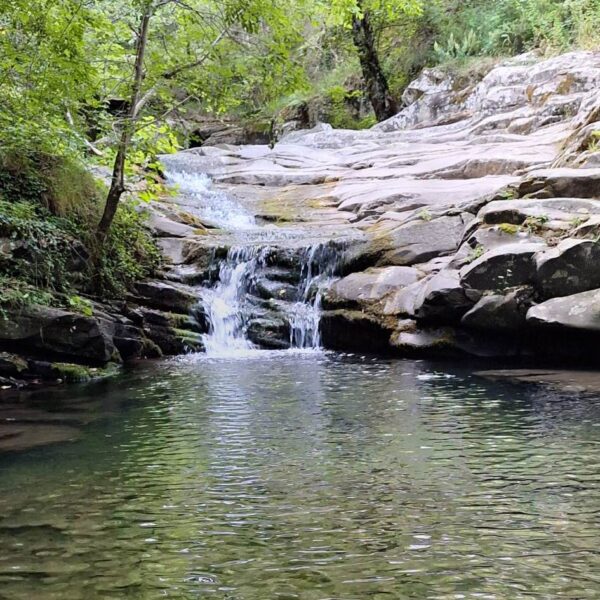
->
[96, 8, 152, 243]
[351, 5, 397, 122]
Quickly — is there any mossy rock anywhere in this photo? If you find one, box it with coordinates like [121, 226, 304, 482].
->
[498, 223, 519, 235]
[50, 362, 119, 383]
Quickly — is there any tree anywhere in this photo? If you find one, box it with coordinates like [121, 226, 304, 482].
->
[329, 0, 422, 121]
[93, 0, 306, 244]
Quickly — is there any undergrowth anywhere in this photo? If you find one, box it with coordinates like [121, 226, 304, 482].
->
[0, 151, 160, 312]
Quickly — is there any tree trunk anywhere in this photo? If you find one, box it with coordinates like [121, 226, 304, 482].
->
[96, 9, 152, 243]
[351, 6, 397, 122]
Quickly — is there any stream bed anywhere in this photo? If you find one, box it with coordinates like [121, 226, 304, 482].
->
[1, 352, 600, 599]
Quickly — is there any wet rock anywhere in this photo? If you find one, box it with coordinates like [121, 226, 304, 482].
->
[247, 316, 291, 350]
[320, 310, 393, 352]
[535, 238, 600, 298]
[0, 353, 28, 377]
[527, 288, 600, 332]
[391, 324, 519, 357]
[145, 325, 204, 355]
[462, 287, 535, 332]
[112, 323, 145, 360]
[253, 278, 298, 302]
[414, 270, 481, 322]
[133, 281, 198, 314]
[460, 243, 546, 291]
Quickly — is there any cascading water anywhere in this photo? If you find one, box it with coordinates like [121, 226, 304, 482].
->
[162, 161, 344, 356]
[200, 248, 257, 356]
[288, 245, 340, 349]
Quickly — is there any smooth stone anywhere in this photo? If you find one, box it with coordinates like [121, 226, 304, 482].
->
[460, 242, 546, 291]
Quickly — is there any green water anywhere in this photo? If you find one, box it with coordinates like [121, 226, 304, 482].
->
[1, 353, 600, 599]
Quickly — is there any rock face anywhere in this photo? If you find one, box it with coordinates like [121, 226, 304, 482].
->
[9, 50, 600, 384]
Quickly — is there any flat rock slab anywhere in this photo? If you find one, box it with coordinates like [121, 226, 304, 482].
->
[476, 369, 600, 393]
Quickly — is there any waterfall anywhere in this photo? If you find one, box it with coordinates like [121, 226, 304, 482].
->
[288, 245, 339, 349]
[162, 161, 343, 357]
[200, 248, 257, 356]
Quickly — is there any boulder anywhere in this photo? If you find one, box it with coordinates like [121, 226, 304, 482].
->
[133, 280, 198, 314]
[535, 238, 600, 298]
[320, 310, 393, 352]
[461, 287, 535, 332]
[527, 289, 600, 332]
[247, 316, 291, 350]
[0, 306, 115, 363]
[460, 243, 546, 291]
[414, 270, 481, 322]
[253, 278, 298, 302]
[324, 266, 422, 308]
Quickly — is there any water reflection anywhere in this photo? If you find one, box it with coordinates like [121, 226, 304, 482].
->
[1, 354, 600, 599]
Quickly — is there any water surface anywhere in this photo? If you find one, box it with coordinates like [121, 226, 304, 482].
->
[1, 353, 600, 599]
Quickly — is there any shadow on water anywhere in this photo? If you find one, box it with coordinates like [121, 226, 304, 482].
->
[1, 353, 600, 599]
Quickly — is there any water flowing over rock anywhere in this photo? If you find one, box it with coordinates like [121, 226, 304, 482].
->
[11, 49, 600, 382]
[149, 50, 600, 362]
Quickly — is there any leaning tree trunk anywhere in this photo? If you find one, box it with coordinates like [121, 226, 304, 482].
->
[351, 6, 397, 122]
[96, 9, 152, 243]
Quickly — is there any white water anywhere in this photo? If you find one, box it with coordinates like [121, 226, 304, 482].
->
[163, 166, 342, 357]
[201, 248, 257, 356]
[166, 170, 256, 230]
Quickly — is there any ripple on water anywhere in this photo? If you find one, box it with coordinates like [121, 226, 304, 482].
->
[0, 356, 600, 599]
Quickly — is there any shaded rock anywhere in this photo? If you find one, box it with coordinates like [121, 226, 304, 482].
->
[461, 287, 535, 332]
[0, 306, 115, 363]
[0, 353, 28, 377]
[535, 238, 600, 298]
[527, 289, 600, 332]
[479, 198, 600, 226]
[247, 317, 290, 350]
[391, 325, 519, 357]
[320, 310, 393, 352]
[414, 270, 481, 322]
[460, 243, 545, 291]
[518, 167, 600, 199]
[133, 281, 198, 314]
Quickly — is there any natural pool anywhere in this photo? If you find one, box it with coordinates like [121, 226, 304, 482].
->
[1, 352, 599, 599]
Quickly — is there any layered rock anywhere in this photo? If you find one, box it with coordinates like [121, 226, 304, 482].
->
[157, 51, 600, 362]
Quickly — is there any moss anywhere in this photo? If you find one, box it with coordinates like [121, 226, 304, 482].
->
[174, 329, 204, 351]
[50, 362, 119, 383]
[498, 223, 520, 235]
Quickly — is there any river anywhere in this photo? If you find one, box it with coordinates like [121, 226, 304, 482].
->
[1, 353, 600, 599]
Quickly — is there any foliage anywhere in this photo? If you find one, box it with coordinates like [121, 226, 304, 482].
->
[0, 163, 160, 304]
[93, 203, 161, 297]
